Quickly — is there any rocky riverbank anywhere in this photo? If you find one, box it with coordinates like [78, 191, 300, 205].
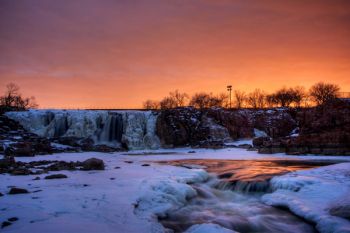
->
[1, 100, 349, 157]
[253, 100, 350, 155]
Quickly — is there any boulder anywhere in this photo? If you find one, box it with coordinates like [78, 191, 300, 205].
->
[44, 174, 68, 179]
[10, 168, 31, 176]
[237, 144, 253, 149]
[330, 205, 350, 220]
[0, 157, 15, 168]
[82, 158, 105, 170]
[8, 187, 29, 194]
[252, 137, 271, 148]
[1, 221, 12, 228]
[258, 148, 272, 154]
[8, 217, 18, 222]
[5, 142, 34, 157]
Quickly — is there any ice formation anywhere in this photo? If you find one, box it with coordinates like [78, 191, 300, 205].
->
[262, 162, 350, 233]
[5, 110, 160, 150]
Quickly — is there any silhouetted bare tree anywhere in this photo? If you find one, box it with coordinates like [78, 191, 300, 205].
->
[143, 100, 160, 110]
[266, 87, 307, 108]
[272, 87, 295, 107]
[265, 94, 277, 108]
[160, 96, 177, 109]
[290, 86, 306, 107]
[247, 89, 265, 108]
[169, 90, 189, 107]
[0, 83, 38, 112]
[189, 92, 225, 109]
[189, 92, 211, 109]
[309, 82, 340, 105]
[234, 90, 246, 108]
[217, 92, 229, 108]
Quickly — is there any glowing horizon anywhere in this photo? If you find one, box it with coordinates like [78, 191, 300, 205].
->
[0, 0, 349, 109]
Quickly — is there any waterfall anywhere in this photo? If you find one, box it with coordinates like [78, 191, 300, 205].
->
[54, 114, 69, 137]
[213, 179, 272, 193]
[98, 113, 123, 144]
[5, 110, 160, 150]
[161, 176, 316, 233]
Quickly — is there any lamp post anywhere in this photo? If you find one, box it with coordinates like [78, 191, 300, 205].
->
[227, 85, 232, 109]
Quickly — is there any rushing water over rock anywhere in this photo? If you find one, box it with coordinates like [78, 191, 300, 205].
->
[5, 110, 160, 150]
[161, 179, 317, 233]
[162, 159, 335, 193]
[159, 159, 335, 232]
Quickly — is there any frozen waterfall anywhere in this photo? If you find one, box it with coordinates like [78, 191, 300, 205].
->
[5, 110, 160, 150]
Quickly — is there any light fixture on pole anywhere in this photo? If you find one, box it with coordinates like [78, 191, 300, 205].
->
[227, 85, 232, 108]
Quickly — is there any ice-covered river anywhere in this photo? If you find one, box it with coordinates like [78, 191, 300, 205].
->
[159, 159, 336, 233]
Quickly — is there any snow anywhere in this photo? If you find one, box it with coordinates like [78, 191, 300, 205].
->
[254, 128, 267, 137]
[223, 128, 267, 147]
[135, 171, 207, 218]
[50, 142, 74, 149]
[262, 162, 350, 233]
[1, 148, 350, 233]
[224, 139, 253, 146]
[184, 223, 238, 233]
[0, 150, 211, 233]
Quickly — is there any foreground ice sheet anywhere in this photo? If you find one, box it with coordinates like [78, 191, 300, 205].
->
[262, 162, 350, 233]
[0, 148, 350, 233]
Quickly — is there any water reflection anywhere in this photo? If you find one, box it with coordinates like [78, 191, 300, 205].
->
[161, 159, 335, 192]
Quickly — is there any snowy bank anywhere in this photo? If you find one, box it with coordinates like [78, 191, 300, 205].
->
[262, 162, 350, 233]
[0, 151, 210, 233]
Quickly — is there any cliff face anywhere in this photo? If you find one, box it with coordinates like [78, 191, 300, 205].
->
[0, 115, 53, 156]
[255, 100, 350, 155]
[155, 108, 232, 148]
[155, 107, 296, 148]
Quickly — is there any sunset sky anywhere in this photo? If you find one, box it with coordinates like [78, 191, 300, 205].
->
[0, 0, 349, 108]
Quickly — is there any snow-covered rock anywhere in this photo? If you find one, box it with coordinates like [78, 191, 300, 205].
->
[184, 223, 238, 233]
[262, 162, 350, 233]
[135, 169, 209, 218]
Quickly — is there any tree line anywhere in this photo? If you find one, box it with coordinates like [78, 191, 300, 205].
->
[143, 82, 341, 110]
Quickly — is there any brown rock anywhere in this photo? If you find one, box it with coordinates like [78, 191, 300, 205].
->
[82, 158, 104, 170]
[252, 137, 271, 148]
[8, 187, 29, 194]
[1, 221, 11, 228]
[330, 205, 350, 220]
[8, 217, 18, 222]
[44, 174, 68, 179]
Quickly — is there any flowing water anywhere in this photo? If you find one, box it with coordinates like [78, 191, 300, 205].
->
[160, 159, 336, 233]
